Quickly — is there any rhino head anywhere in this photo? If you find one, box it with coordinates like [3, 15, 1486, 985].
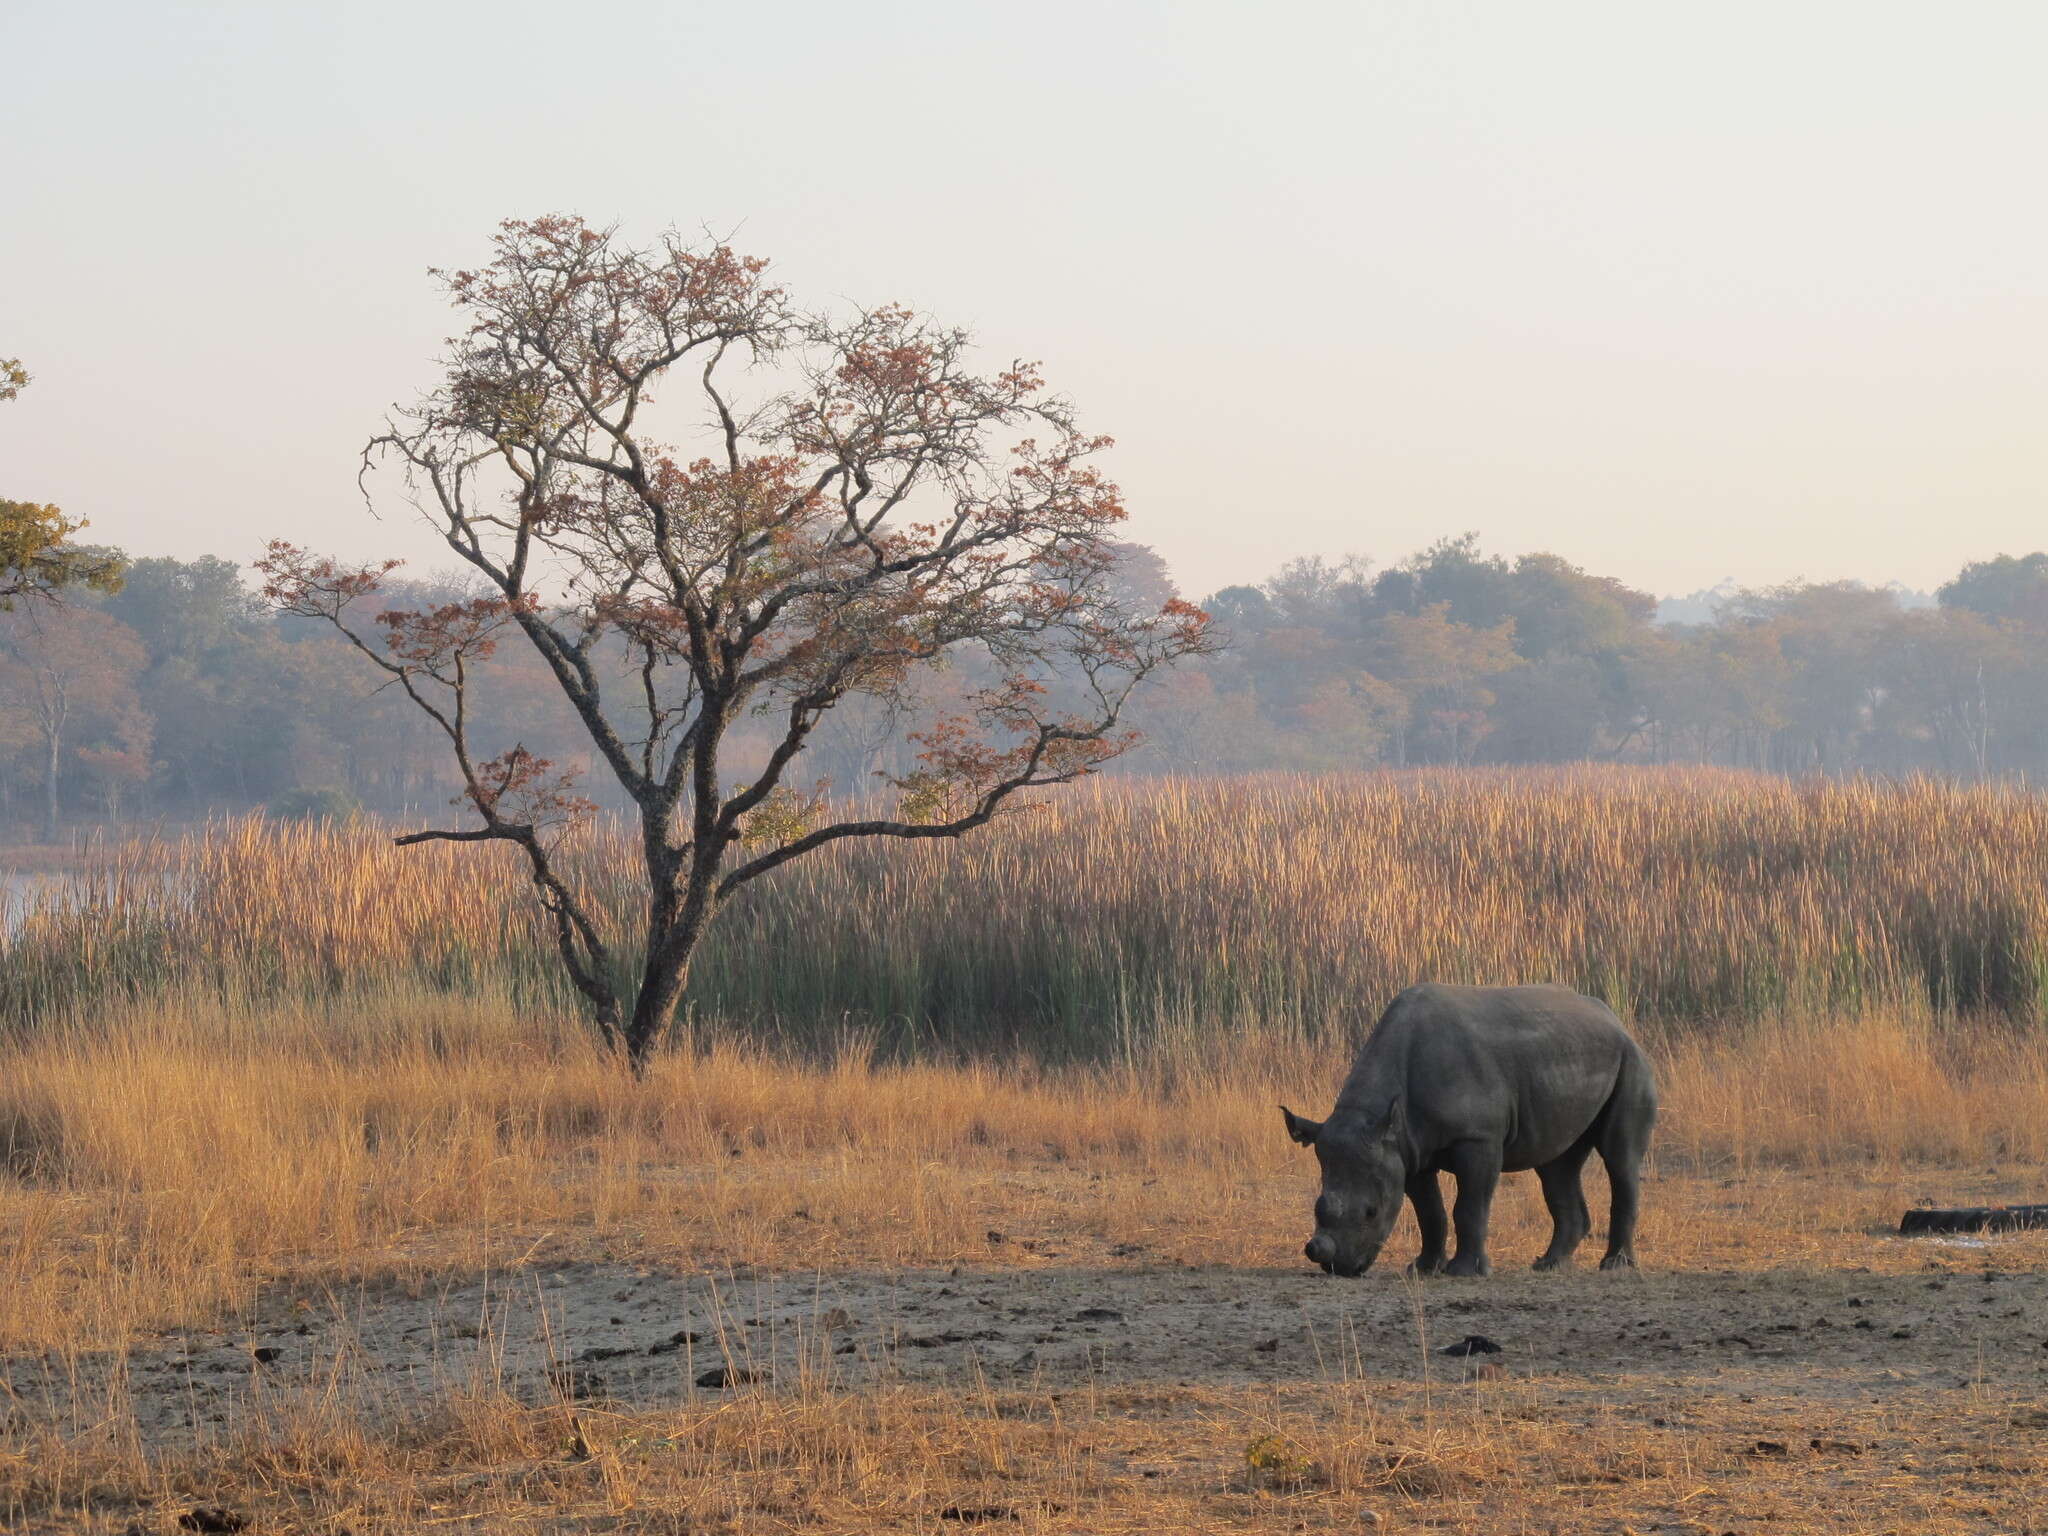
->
[1280, 1100, 1406, 1276]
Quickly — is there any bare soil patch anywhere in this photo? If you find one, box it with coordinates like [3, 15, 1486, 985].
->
[15, 1249, 2048, 1444]
[8, 1179, 2048, 1533]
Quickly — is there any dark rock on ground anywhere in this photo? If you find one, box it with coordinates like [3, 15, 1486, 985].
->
[1440, 1334, 1502, 1357]
[695, 1364, 764, 1389]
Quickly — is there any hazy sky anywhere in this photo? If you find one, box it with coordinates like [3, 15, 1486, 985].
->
[4, 1, 2043, 601]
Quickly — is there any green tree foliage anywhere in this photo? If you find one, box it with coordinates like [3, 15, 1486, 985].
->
[0, 358, 123, 607]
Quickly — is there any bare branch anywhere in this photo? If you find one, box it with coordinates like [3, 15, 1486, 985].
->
[276, 216, 1211, 1065]
[393, 826, 505, 846]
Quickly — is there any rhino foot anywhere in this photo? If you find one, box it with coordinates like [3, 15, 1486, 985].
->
[1598, 1250, 1637, 1271]
[1405, 1254, 1448, 1278]
[1442, 1253, 1492, 1278]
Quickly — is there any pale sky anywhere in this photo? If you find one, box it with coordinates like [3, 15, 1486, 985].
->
[4, 1, 2043, 602]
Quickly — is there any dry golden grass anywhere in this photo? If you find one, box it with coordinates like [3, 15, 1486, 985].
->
[8, 769, 2048, 1532]
[15, 1370, 2048, 1534]
[5, 996, 2048, 1531]
[2, 991, 2046, 1354]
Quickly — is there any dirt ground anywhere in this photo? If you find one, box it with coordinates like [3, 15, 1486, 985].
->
[10, 1174, 2048, 1533]
[11, 1244, 2048, 1443]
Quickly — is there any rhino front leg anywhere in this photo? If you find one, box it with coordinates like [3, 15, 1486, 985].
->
[1441, 1142, 1500, 1277]
[1405, 1170, 1448, 1275]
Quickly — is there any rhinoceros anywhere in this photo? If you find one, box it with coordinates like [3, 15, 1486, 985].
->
[1280, 983, 1657, 1277]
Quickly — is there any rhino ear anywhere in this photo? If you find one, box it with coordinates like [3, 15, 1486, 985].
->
[1280, 1106, 1323, 1147]
[1380, 1098, 1407, 1147]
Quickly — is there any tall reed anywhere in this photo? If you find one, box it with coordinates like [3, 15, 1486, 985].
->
[8, 768, 2048, 1052]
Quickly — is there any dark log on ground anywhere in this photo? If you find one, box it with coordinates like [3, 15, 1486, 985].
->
[1899, 1204, 2048, 1236]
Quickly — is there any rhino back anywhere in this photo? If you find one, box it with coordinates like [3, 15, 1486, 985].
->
[1335, 983, 1645, 1172]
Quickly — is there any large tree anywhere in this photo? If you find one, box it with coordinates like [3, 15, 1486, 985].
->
[263, 217, 1212, 1067]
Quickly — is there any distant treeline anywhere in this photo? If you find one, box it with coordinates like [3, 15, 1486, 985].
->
[4, 538, 2048, 835]
[1154, 538, 2044, 779]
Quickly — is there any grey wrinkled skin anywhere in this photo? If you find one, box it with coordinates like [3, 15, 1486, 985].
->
[1281, 983, 1657, 1278]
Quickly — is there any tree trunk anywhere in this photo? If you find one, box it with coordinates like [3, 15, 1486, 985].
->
[42, 727, 61, 844]
[624, 945, 693, 1073]
[624, 867, 694, 1069]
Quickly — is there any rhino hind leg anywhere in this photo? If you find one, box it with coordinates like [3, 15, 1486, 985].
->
[1532, 1141, 1596, 1269]
[1405, 1169, 1449, 1275]
[1596, 1055, 1658, 1270]
[1440, 1142, 1500, 1277]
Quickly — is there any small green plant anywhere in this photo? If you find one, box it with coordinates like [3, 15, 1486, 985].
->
[1244, 1433, 1323, 1489]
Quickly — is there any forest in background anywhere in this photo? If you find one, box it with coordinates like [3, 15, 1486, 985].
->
[3, 534, 2047, 837]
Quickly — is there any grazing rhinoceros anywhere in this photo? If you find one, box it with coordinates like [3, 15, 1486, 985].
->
[1280, 983, 1657, 1277]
